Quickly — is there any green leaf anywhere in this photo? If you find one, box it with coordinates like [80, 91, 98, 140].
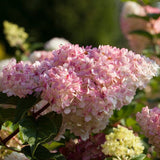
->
[110, 104, 136, 123]
[14, 94, 40, 123]
[0, 92, 20, 105]
[19, 116, 37, 146]
[155, 33, 160, 39]
[129, 30, 153, 40]
[121, 0, 138, 2]
[20, 112, 62, 158]
[1, 121, 18, 131]
[131, 154, 146, 160]
[127, 14, 149, 21]
[51, 152, 66, 160]
[34, 145, 54, 160]
[22, 145, 66, 160]
[33, 112, 62, 154]
[126, 117, 140, 132]
[147, 13, 160, 20]
[0, 108, 16, 127]
[29, 42, 44, 52]
[104, 158, 112, 160]
[43, 141, 64, 150]
[21, 146, 32, 159]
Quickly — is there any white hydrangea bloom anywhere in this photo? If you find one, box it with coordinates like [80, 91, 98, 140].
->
[44, 37, 70, 50]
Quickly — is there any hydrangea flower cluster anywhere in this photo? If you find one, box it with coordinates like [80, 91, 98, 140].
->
[136, 106, 160, 154]
[121, 1, 160, 53]
[3, 21, 28, 47]
[59, 133, 106, 160]
[101, 125, 144, 160]
[0, 44, 159, 140]
[1, 59, 39, 98]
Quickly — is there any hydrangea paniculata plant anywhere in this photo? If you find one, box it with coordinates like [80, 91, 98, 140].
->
[0, 44, 159, 140]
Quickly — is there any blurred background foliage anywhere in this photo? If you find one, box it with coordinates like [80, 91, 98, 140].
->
[0, 0, 125, 59]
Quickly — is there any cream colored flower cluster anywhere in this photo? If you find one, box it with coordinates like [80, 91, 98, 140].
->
[101, 125, 144, 160]
[3, 21, 28, 47]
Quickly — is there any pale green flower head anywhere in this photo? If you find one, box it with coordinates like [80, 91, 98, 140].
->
[3, 21, 28, 47]
[101, 125, 144, 160]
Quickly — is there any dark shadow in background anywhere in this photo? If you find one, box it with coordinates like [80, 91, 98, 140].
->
[0, 0, 126, 55]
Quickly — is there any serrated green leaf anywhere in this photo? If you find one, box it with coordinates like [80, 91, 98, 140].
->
[20, 112, 62, 158]
[130, 30, 153, 40]
[131, 154, 146, 160]
[0, 92, 20, 105]
[1, 121, 18, 131]
[32, 112, 62, 155]
[14, 94, 40, 123]
[36, 112, 62, 143]
[19, 116, 37, 146]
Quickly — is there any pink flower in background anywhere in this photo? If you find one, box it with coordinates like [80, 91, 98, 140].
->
[1, 59, 38, 98]
[121, 1, 146, 36]
[136, 106, 160, 154]
[1, 44, 159, 140]
[121, 1, 160, 53]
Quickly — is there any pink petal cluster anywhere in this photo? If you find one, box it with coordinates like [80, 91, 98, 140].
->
[40, 66, 82, 113]
[121, 1, 160, 53]
[59, 133, 106, 160]
[29, 50, 54, 63]
[1, 59, 39, 98]
[136, 106, 160, 154]
[1, 44, 159, 139]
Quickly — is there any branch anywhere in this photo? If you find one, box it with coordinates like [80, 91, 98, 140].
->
[1, 128, 19, 145]
[33, 103, 50, 117]
[1, 103, 50, 145]
[3, 145, 22, 153]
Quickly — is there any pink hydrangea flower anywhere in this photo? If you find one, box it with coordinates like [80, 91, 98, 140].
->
[41, 44, 159, 140]
[29, 50, 54, 63]
[121, 1, 160, 53]
[136, 106, 160, 154]
[1, 44, 159, 140]
[1, 59, 39, 98]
